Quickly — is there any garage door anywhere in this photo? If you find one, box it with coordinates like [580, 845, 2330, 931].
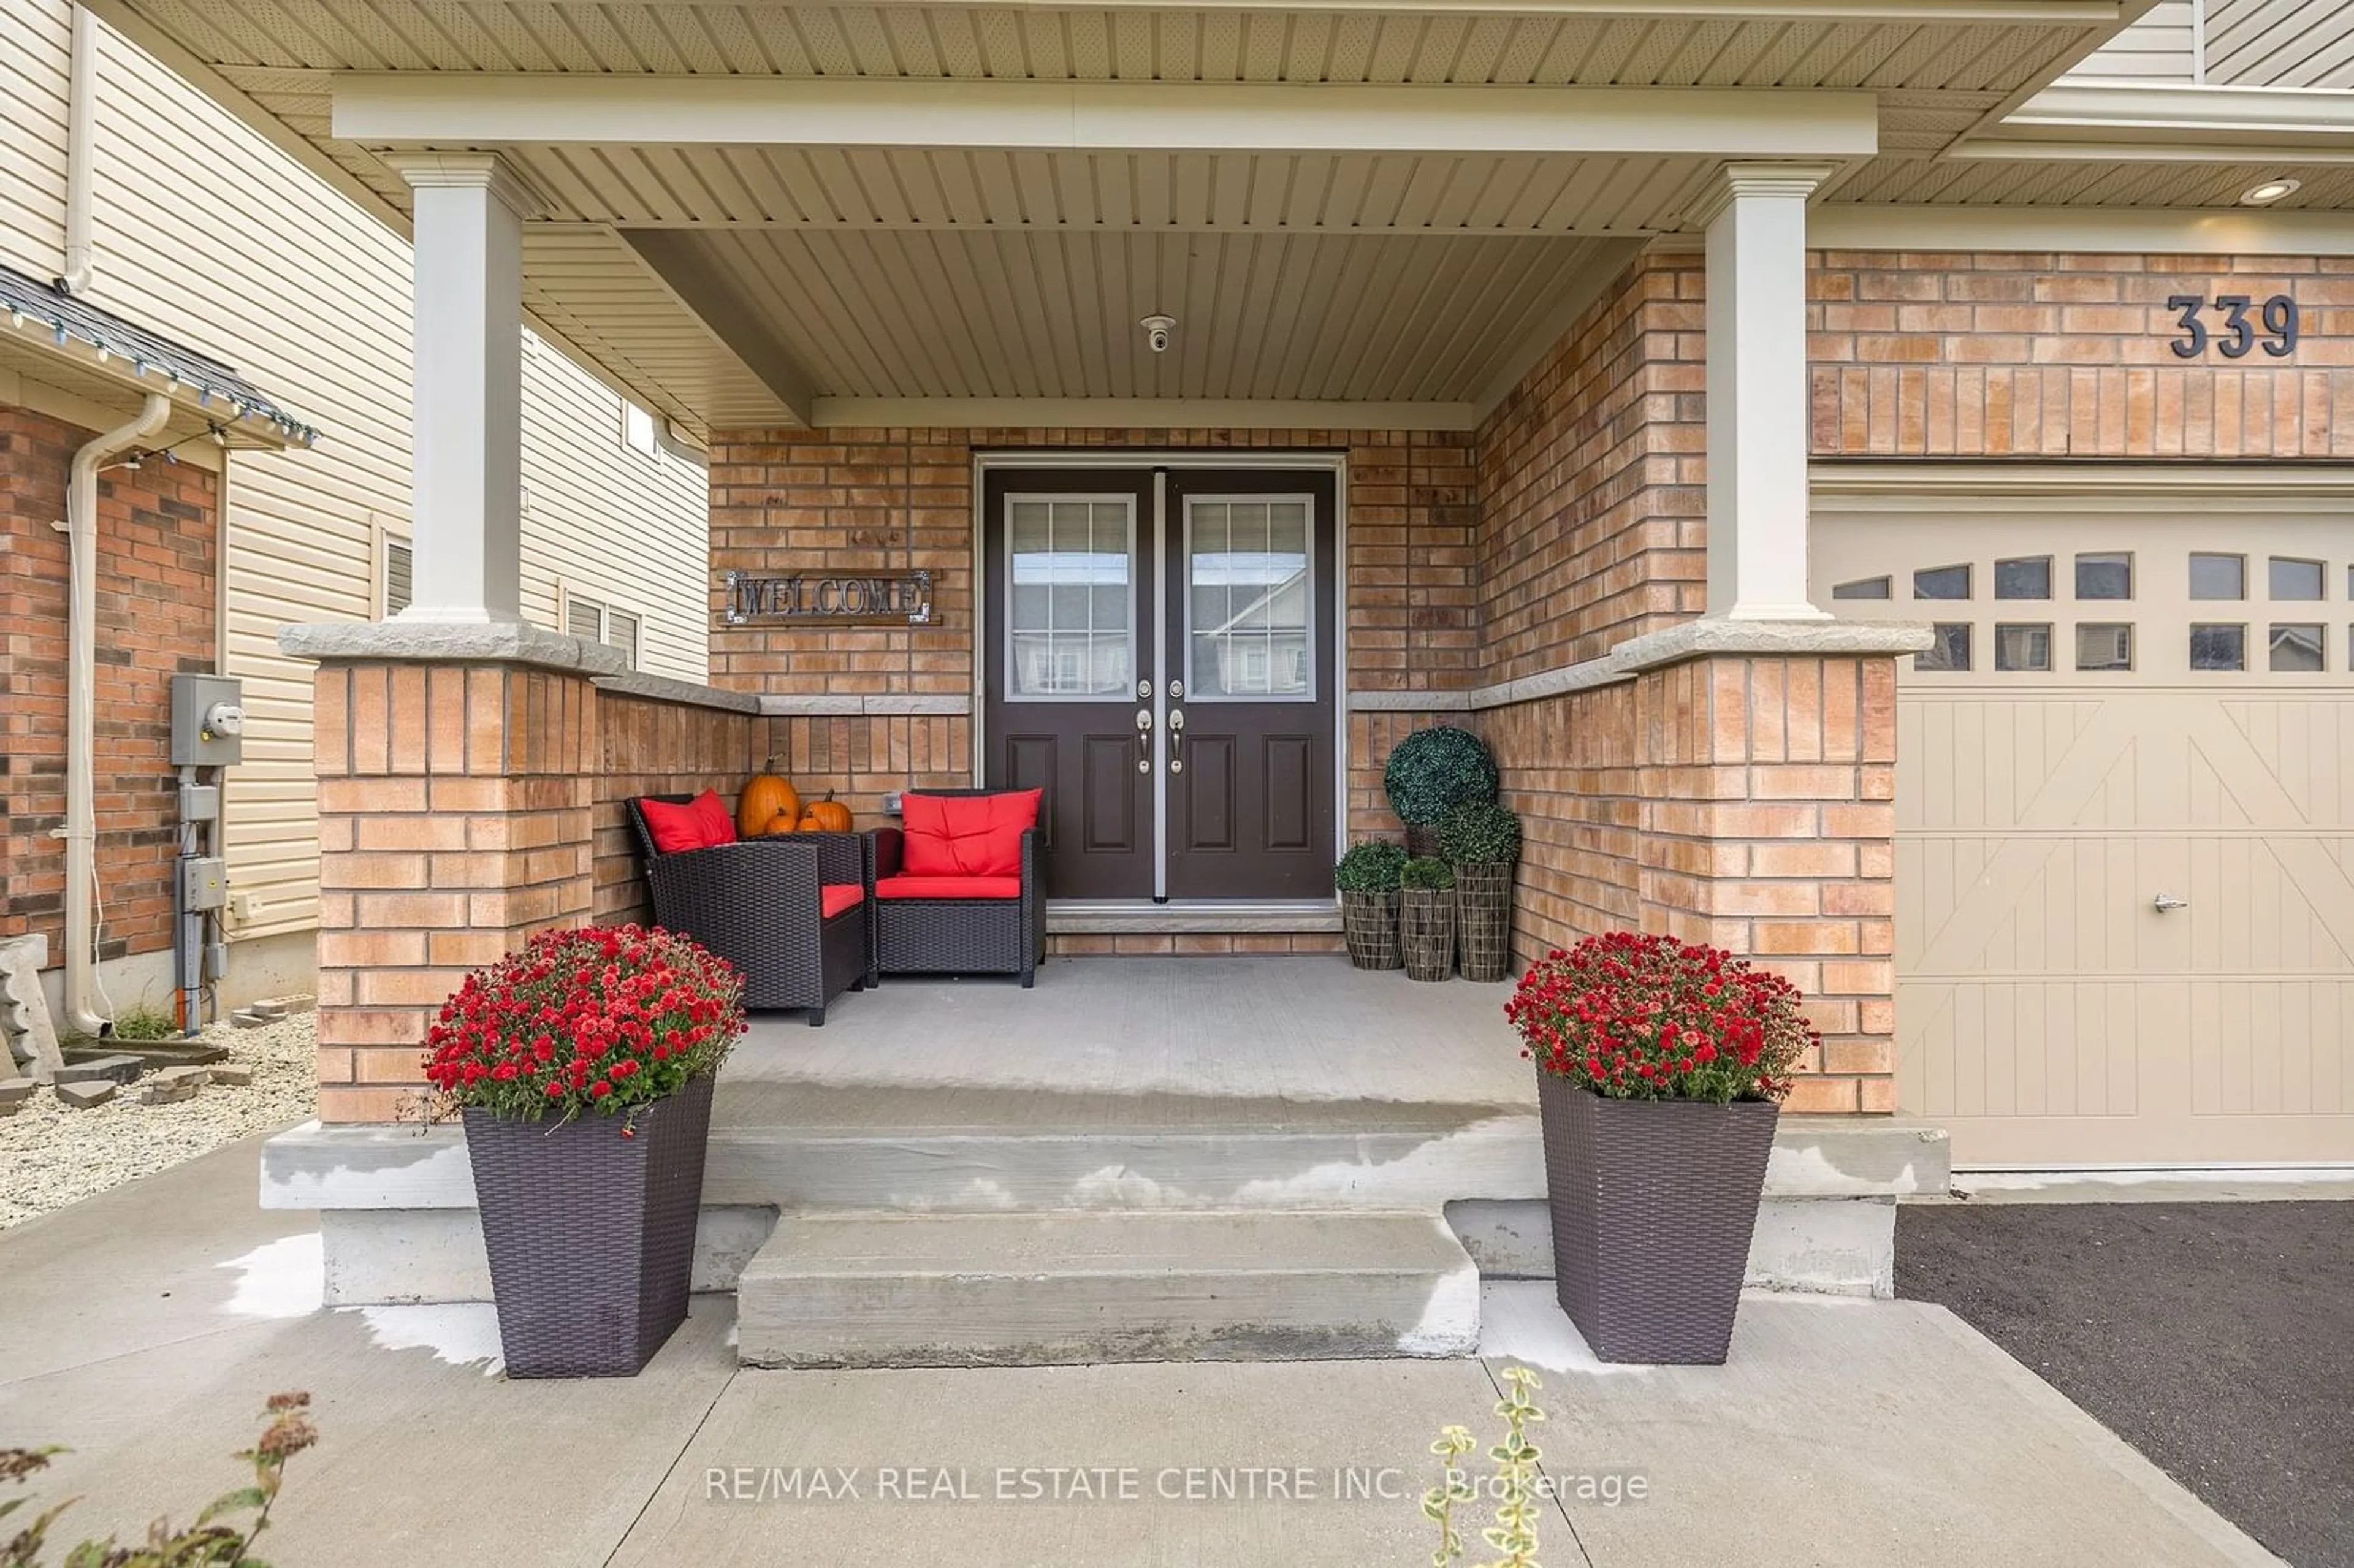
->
[1815, 499, 2354, 1168]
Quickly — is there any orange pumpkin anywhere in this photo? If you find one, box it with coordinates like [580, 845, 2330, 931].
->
[797, 794, 854, 834]
[737, 760, 802, 839]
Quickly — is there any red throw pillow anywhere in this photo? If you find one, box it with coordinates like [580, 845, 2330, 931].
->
[901, 789, 1040, 878]
[690, 788, 738, 848]
[639, 796, 709, 854]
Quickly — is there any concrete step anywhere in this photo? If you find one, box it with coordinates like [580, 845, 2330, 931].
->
[737, 1211, 1479, 1369]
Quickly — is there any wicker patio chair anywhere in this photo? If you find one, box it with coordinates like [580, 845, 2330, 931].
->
[626, 796, 870, 1025]
[866, 788, 1047, 988]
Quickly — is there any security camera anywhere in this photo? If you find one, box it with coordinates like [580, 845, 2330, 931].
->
[1140, 314, 1176, 354]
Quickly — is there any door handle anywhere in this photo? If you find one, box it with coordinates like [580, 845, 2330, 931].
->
[1168, 708, 1184, 774]
[1135, 708, 1152, 774]
[2152, 893, 2188, 913]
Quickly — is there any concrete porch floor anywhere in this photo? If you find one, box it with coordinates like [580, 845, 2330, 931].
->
[717, 954, 1534, 1131]
[1, 1136, 2277, 1567]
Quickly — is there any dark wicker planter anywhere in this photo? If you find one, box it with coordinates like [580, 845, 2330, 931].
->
[1400, 888, 1455, 982]
[463, 1070, 717, 1378]
[1403, 822, 1441, 861]
[1536, 1073, 1778, 1364]
[1339, 890, 1403, 970]
[1453, 862, 1514, 982]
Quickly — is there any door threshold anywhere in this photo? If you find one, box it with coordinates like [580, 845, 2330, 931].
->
[1045, 898, 1342, 935]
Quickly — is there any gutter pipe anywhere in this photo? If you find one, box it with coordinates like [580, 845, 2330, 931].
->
[57, 5, 99, 296]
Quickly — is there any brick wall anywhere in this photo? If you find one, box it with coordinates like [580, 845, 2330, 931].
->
[1810, 250, 2354, 457]
[1475, 655, 1900, 1114]
[594, 693, 764, 927]
[311, 663, 597, 1122]
[707, 427, 1477, 826]
[1478, 250, 1707, 677]
[0, 404, 217, 972]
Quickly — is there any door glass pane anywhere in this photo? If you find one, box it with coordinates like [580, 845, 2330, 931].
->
[1187, 498, 1311, 699]
[2075, 553, 2133, 599]
[2189, 624, 2245, 671]
[1994, 624, 2050, 671]
[2269, 557, 2325, 600]
[2188, 554, 2245, 600]
[1994, 557, 2052, 599]
[1007, 498, 1132, 698]
[2270, 623, 2325, 671]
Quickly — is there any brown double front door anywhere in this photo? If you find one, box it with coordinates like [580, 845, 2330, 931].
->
[981, 465, 1338, 901]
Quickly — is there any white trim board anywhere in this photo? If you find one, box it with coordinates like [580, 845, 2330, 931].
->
[1807, 205, 2354, 254]
[819, 399, 1479, 432]
[332, 77, 1880, 161]
[1811, 462, 2354, 504]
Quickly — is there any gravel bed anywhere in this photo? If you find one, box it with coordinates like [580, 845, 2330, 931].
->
[0, 1013, 319, 1230]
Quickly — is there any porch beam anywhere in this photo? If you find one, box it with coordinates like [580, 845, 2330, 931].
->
[1697, 162, 1831, 623]
[332, 78, 1878, 161]
[806, 398, 1480, 431]
[621, 230, 817, 427]
[386, 152, 530, 625]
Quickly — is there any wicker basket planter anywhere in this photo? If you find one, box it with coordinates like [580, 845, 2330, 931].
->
[1453, 862, 1514, 982]
[1339, 889, 1403, 970]
[1536, 1072, 1777, 1364]
[463, 1070, 717, 1378]
[1400, 888, 1455, 982]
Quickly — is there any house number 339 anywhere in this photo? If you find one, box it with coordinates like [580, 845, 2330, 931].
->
[2166, 294, 2299, 358]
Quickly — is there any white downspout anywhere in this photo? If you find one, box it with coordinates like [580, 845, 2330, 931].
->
[63, 395, 170, 1035]
[56, 4, 99, 296]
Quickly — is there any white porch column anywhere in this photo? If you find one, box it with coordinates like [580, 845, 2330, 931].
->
[1698, 163, 1834, 622]
[387, 153, 531, 624]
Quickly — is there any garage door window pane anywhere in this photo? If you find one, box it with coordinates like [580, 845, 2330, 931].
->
[2075, 553, 2132, 600]
[1914, 565, 1971, 600]
[2075, 623, 2133, 672]
[1832, 576, 1892, 600]
[1994, 557, 2052, 599]
[2269, 623, 2325, 672]
[2189, 624, 2245, 671]
[2188, 554, 2245, 600]
[1994, 623, 2050, 671]
[2269, 557, 2325, 600]
[1916, 623, 1971, 672]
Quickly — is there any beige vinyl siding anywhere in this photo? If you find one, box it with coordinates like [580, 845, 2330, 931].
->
[2207, 0, 2354, 87]
[0, 0, 72, 280]
[1, 0, 707, 946]
[2068, 0, 2200, 81]
[520, 333, 710, 680]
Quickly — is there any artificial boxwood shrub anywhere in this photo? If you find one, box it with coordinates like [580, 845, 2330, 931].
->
[1400, 856, 1456, 892]
[1334, 840, 1409, 894]
[1437, 801, 1522, 866]
[1383, 726, 1499, 826]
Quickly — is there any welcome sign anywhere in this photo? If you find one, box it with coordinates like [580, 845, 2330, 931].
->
[722, 568, 934, 627]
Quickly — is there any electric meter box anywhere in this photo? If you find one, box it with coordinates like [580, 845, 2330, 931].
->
[170, 674, 245, 767]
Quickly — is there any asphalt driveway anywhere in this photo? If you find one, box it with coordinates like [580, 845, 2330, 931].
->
[1899, 1201, 2354, 1568]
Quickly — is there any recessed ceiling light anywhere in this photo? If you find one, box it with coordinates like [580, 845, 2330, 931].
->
[2240, 178, 2301, 205]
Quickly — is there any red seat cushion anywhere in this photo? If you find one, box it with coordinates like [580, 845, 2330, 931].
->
[689, 788, 738, 848]
[820, 883, 864, 919]
[901, 790, 1041, 878]
[875, 873, 1023, 901]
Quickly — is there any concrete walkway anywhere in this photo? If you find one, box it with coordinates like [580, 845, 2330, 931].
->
[0, 1138, 2280, 1567]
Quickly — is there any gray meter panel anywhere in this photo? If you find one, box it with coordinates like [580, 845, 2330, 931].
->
[170, 674, 245, 767]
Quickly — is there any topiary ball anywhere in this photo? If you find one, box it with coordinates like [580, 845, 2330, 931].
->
[1437, 801, 1522, 866]
[1383, 725, 1499, 826]
[1334, 840, 1408, 894]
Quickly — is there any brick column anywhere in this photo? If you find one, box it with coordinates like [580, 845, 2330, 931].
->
[1632, 650, 1900, 1113]
[310, 657, 597, 1122]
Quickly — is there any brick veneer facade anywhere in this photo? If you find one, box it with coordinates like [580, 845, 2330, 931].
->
[1, 405, 218, 973]
[307, 245, 2348, 1122]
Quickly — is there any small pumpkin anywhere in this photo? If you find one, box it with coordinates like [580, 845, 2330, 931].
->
[737, 759, 802, 839]
[797, 793, 853, 834]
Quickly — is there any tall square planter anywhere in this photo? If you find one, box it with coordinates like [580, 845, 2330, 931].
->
[1453, 862, 1514, 982]
[1340, 889, 1403, 970]
[1536, 1073, 1777, 1364]
[1400, 888, 1455, 981]
[463, 1070, 717, 1378]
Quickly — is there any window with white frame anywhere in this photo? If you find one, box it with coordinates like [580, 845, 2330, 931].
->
[382, 535, 414, 617]
[563, 592, 644, 671]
